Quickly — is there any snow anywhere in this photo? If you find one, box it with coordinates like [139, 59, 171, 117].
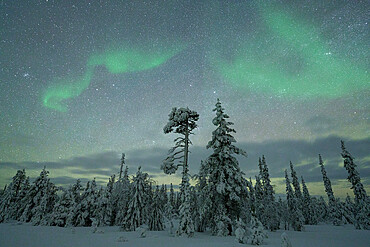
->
[0, 223, 369, 247]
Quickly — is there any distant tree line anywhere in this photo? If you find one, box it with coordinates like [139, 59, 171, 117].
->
[0, 99, 368, 245]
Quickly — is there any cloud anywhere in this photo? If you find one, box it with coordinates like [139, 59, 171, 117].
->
[1, 136, 369, 192]
[304, 115, 337, 134]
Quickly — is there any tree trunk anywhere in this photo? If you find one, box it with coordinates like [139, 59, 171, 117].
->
[181, 122, 189, 196]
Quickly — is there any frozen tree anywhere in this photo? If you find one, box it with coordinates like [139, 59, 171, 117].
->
[315, 196, 329, 222]
[168, 183, 177, 217]
[235, 218, 248, 244]
[319, 154, 343, 226]
[115, 166, 131, 226]
[248, 214, 268, 245]
[193, 160, 211, 232]
[176, 175, 195, 237]
[95, 175, 116, 226]
[119, 153, 125, 180]
[285, 170, 304, 231]
[16, 176, 30, 220]
[161, 107, 199, 237]
[102, 175, 116, 226]
[259, 156, 279, 231]
[160, 184, 168, 208]
[122, 167, 150, 231]
[161, 107, 199, 192]
[246, 177, 256, 218]
[0, 169, 28, 222]
[254, 175, 264, 223]
[301, 176, 318, 225]
[281, 232, 292, 247]
[19, 168, 57, 225]
[343, 194, 354, 224]
[74, 179, 99, 226]
[341, 141, 370, 230]
[201, 99, 247, 235]
[49, 187, 74, 227]
[278, 197, 289, 230]
[149, 186, 164, 231]
[289, 162, 303, 205]
[65, 179, 83, 227]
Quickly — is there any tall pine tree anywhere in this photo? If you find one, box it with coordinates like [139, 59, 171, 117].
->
[161, 107, 199, 237]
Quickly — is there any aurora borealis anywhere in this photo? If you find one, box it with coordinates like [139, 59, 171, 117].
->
[1, 1, 369, 197]
[43, 43, 184, 111]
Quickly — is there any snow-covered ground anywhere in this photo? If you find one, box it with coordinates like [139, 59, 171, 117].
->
[0, 223, 369, 247]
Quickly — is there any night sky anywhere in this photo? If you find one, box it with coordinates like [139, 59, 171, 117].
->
[1, 0, 369, 197]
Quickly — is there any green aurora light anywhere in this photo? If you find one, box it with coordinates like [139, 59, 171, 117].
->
[211, 7, 369, 98]
[43, 44, 184, 112]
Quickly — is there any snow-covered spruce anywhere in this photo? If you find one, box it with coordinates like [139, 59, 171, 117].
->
[20, 167, 57, 225]
[281, 232, 292, 247]
[49, 186, 74, 226]
[285, 169, 304, 231]
[74, 178, 99, 227]
[114, 166, 131, 226]
[301, 176, 318, 225]
[0, 169, 28, 223]
[149, 186, 164, 231]
[248, 214, 268, 245]
[122, 167, 150, 231]
[201, 99, 248, 235]
[258, 156, 279, 231]
[341, 141, 370, 230]
[319, 154, 343, 226]
[235, 218, 248, 244]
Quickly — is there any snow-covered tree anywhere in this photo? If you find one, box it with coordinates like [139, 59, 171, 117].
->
[149, 186, 165, 231]
[259, 156, 279, 231]
[341, 141, 369, 230]
[74, 178, 99, 227]
[0, 169, 28, 222]
[194, 161, 211, 232]
[201, 99, 247, 235]
[176, 174, 195, 237]
[301, 176, 318, 225]
[235, 218, 248, 244]
[122, 167, 150, 231]
[343, 194, 354, 224]
[285, 170, 304, 231]
[115, 166, 131, 226]
[315, 196, 329, 222]
[160, 184, 168, 208]
[290, 162, 303, 205]
[168, 183, 177, 217]
[65, 179, 83, 227]
[319, 154, 343, 226]
[281, 232, 292, 247]
[161, 107, 199, 237]
[161, 107, 199, 193]
[19, 168, 57, 225]
[254, 175, 264, 223]
[49, 187, 74, 227]
[95, 176, 115, 226]
[277, 197, 289, 230]
[246, 177, 256, 217]
[248, 214, 268, 245]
